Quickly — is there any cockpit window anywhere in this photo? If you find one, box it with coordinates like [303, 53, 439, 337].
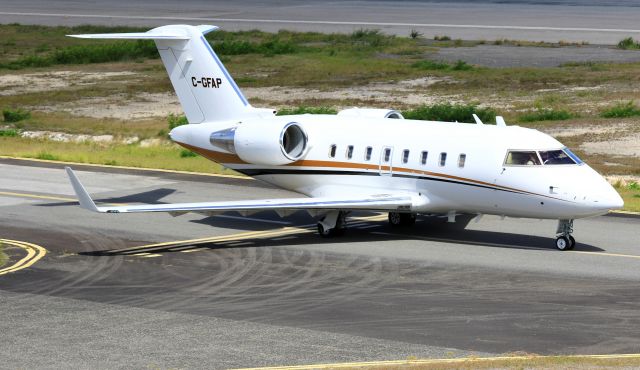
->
[563, 148, 583, 164]
[505, 151, 541, 166]
[539, 149, 576, 165]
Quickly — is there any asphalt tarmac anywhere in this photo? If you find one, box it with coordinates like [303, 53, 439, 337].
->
[2, 0, 640, 44]
[1, 158, 640, 368]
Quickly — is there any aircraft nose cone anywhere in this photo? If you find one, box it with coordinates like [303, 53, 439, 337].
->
[603, 187, 624, 210]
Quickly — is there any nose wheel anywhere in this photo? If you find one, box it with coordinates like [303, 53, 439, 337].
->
[555, 219, 576, 250]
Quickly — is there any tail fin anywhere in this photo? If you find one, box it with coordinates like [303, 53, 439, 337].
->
[69, 25, 254, 123]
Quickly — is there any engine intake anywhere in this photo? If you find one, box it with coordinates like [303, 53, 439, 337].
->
[337, 108, 404, 119]
[210, 121, 308, 166]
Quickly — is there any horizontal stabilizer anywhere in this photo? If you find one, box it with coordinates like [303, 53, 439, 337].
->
[68, 25, 218, 40]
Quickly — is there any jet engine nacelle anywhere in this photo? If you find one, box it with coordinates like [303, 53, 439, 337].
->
[337, 108, 404, 119]
[210, 121, 308, 166]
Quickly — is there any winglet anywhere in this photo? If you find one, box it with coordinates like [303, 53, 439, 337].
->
[65, 167, 100, 212]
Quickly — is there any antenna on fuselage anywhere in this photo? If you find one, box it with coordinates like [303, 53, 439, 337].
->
[472, 114, 484, 125]
[496, 116, 507, 127]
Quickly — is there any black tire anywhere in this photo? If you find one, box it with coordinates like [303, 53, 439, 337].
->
[317, 223, 334, 238]
[400, 213, 416, 226]
[568, 235, 576, 250]
[388, 212, 403, 227]
[555, 236, 570, 251]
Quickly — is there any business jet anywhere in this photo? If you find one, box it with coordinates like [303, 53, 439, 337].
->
[65, 24, 623, 251]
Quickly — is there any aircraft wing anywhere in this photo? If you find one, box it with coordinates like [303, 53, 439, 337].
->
[65, 167, 414, 214]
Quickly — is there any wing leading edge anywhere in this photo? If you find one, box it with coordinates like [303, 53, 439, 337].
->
[65, 167, 414, 214]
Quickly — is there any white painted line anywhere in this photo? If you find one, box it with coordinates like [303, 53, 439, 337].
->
[2, 12, 640, 34]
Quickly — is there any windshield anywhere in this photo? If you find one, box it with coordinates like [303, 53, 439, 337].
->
[539, 149, 575, 165]
[505, 151, 541, 166]
[504, 148, 582, 166]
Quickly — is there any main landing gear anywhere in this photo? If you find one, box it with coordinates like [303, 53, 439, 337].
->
[317, 211, 347, 238]
[388, 212, 416, 227]
[555, 219, 576, 251]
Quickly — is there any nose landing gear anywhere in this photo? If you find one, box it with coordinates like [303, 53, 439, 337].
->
[555, 219, 576, 250]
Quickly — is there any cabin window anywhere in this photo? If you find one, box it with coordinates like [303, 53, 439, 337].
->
[539, 149, 576, 165]
[504, 151, 541, 166]
[329, 144, 337, 158]
[421, 151, 428, 165]
[439, 152, 447, 167]
[383, 148, 391, 162]
[365, 146, 373, 161]
[402, 149, 410, 164]
[346, 145, 354, 159]
[458, 154, 466, 168]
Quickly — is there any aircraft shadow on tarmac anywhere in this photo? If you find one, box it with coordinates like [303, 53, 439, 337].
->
[39, 188, 177, 207]
[79, 213, 604, 256]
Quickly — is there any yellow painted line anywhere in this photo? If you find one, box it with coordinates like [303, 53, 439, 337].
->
[610, 210, 640, 216]
[233, 353, 640, 370]
[0, 239, 47, 276]
[373, 231, 640, 260]
[0, 155, 252, 180]
[0, 190, 126, 206]
[0, 191, 75, 202]
[138, 254, 162, 258]
[572, 250, 640, 260]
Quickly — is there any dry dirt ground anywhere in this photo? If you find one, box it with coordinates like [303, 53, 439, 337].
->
[1, 69, 638, 183]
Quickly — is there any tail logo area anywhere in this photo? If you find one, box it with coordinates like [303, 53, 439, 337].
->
[192, 77, 223, 88]
[68, 24, 255, 123]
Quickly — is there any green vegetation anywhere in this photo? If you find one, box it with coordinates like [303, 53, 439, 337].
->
[0, 242, 7, 268]
[617, 37, 640, 50]
[614, 181, 640, 212]
[167, 113, 188, 130]
[518, 108, 575, 122]
[409, 29, 423, 39]
[3, 108, 31, 122]
[0, 40, 157, 69]
[277, 106, 337, 115]
[179, 149, 197, 158]
[434, 35, 451, 41]
[0, 136, 237, 175]
[402, 103, 496, 124]
[0, 129, 19, 137]
[411, 59, 473, 71]
[600, 101, 640, 118]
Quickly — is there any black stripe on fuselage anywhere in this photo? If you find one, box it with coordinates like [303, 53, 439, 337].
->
[237, 168, 522, 195]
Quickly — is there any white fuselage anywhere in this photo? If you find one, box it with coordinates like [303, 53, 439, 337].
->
[170, 114, 623, 220]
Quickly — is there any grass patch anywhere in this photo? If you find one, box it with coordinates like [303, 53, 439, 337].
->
[167, 113, 188, 130]
[179, 149, 197, 158]
[277, 106, 338, 115]
[0, 242, 7, 268]
[411, 59, 473, 71]
[518, 108, 575, 122]
[614, 181, 640, 212]
[402, 103, 496, 124]
[0, 136, 237, 175]
[0, 129, 19, 137]
[617, 37, 640, 50]
[3, 108, 31, 122]
[600, 101, 640, 118]
[0, 40, 158, 69]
